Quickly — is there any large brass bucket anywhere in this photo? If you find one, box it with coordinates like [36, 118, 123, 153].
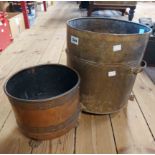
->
[66, 17, 151, 114]
[4, 64, 80, 139]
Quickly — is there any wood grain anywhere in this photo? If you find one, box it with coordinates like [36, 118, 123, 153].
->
[110, 97, 155, 153]
[76, 114, 116, 153]
[133, 72, 155, 140]
[0, 112, 31, 153]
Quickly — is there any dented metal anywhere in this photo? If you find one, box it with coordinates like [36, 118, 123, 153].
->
[67, 17, 151, 114]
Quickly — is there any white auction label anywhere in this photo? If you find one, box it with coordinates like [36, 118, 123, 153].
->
[108, 71, 116, 77]
[71, 35, 79, 45]
[113, 44, 122, 52]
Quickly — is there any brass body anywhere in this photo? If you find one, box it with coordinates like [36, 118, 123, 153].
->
[67, 17, 151, 114]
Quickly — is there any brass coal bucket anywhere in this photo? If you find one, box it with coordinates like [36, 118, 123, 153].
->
[4, 64, 80, 139]
[66, 17, 151, 114]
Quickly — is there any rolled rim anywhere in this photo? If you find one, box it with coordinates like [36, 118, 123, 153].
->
[4, 64, 80, 103]
[67, 17, 152, 36]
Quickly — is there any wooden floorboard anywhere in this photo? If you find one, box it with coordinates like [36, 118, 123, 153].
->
[0, 2, 155, 153]
[0, 112, 32, 154]
[133, 73, 155, 141]
[110, 97, 155, 153]
[76, 114, 116, 154]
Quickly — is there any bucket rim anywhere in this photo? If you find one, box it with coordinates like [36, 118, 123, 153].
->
[67, 17, 152, 36]
[4, 64, 80, 103]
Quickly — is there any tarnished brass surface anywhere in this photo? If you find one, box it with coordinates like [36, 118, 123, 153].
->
[4, 64, 80, 140]
[67, 18, 151, 66]
[67, 17, 151, 114]
[67, 52, 141, 114]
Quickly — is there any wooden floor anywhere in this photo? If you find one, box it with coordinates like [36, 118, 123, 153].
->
[0, 2, 155, 153]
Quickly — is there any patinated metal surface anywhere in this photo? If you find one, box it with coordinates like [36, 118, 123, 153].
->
[4, 64, 80, 140]
[67, 17, 151, 114]
[67, 18, 151, 66]
[67, 52, 146, 114]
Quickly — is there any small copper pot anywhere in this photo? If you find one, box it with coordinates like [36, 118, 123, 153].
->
[4, 64, 80, 140]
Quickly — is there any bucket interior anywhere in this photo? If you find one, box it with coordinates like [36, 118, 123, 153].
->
[68, 18, 151, 34]
[5, 65, 79, 100]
